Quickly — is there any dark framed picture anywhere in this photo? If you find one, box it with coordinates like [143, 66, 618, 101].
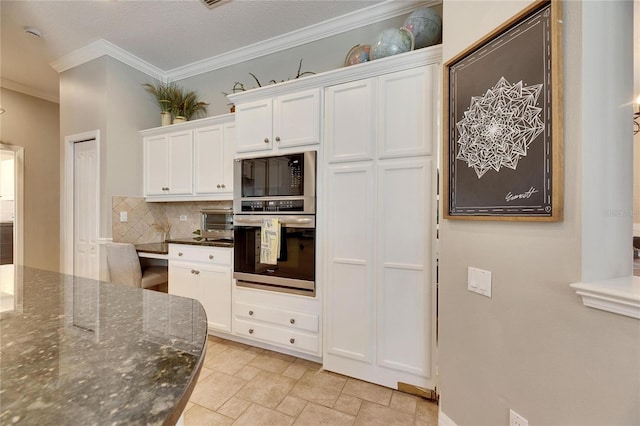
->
[443, 0, 563, 221]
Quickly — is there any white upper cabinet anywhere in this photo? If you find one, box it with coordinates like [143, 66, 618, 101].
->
[235, 88, 321, 156]
[141, 114, 235, 202]
[144, 130, 192, 196]
[324, 79, 376, 163]
[193, 122, 235, 196]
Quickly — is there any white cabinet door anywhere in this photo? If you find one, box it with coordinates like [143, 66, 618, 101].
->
[166, 131, 193, 195]
[235, 99, 273, 153]
[325, 79, 376, 163]
[378, 65, 436, 158]
[194, 125, 225, 194]
[144, 135, 170, 196]
[274, 88, 321, 149]
[376, 157, 434, 380]
[169, 260, 232, 333]
[324, 162, 376, 363]
[222, 122, 236, 193]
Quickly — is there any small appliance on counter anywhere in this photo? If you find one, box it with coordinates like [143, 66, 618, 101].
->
[200, 207, 234, 244]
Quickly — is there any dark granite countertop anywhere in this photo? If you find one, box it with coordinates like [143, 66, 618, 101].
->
[166, 237, 234, 248]
[0, 266, 207, 425]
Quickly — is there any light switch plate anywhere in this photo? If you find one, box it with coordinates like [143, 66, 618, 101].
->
[120, 211, 128, 222]
[179, 215, 188, 222]
[468, 267, 492, 298]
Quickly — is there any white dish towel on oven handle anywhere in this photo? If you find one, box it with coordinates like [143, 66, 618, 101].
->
[260, 218, 280, 265]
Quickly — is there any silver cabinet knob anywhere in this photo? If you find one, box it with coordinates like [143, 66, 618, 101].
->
[289, 338, 295, 344]
[264, 137, 269, 143]
[178, 252, 183, 256]
[209, 254, 214, 260]
[290, 318, 295, 324]
[249, 328, 254, 334]
[249, 310, 254, 316]
[191, 269, 200, 275]
[217, 184, 221, 188]
[221, 184, 226, 188]
[275, 136, 281, 142]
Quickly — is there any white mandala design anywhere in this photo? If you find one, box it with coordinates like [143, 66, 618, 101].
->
[456, 77, 544, 178]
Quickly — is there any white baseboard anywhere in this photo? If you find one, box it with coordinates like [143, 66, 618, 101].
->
[439, 410, 458, 426]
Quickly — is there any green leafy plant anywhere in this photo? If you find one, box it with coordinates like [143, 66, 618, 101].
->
[173, 90, 209, 120]
[142, 81, 178, 113]
[222, 59, 315, 96]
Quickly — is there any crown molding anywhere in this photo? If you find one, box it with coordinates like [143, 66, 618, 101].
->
[50, 39, 165, 79]
[166, 0, 436, 81]
[48, 0, 439, 83]
[0, 78, 59, 104]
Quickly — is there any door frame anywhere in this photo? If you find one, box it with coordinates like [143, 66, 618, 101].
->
[0, 143, 24, 266]
[61, 130, 100, 275]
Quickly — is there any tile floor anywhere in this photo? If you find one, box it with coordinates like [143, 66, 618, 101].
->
[183, 336, 439, 425]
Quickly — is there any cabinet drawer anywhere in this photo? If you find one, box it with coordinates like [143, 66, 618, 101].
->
[233, 318, 319, 355]
[234, 302, 319, 333]
[169, 244, 231, 265]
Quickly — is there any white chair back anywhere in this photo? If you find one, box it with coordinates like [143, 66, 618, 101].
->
[105, 243, 142, 287]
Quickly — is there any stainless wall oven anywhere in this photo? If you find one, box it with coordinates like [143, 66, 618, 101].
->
[233, 151, 317, 296]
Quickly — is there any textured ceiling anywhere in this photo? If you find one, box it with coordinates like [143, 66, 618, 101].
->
[0, 0, 386, 102]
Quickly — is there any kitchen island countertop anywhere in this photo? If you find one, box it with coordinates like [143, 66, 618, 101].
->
[0, 266, 207, 425]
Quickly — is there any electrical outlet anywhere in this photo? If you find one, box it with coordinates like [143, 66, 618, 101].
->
[509, 409, 528, 426]
[179, 215, 188, 222]
[120, 211, 128, 222]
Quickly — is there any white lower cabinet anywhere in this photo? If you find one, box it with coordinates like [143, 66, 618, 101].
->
[232, 287, 321, 357]
[168, 244, 232, 333]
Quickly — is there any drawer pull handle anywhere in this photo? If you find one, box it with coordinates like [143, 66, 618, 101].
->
[249, 328, 254, 334]
[264, 137, 269, 144]
[178, 252, 183, 257]
[289, 338, 295, 344]
[209, 254, 214, 260]
[249, 310, 254, 316]
[275, 136, 281, 142]
[217, 184, 221, 188]
[191, 269, 200, 275]
[221, 184, 226, 188]
[290, 318, 295, 324]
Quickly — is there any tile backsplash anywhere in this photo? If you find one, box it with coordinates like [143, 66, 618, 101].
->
[111, 196, 232, 244]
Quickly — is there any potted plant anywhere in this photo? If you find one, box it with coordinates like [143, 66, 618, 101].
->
[173, 90, 209, 123]
[142, 81, 178, 126]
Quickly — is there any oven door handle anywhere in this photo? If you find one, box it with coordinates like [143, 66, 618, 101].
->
[234, 216, 315, 227]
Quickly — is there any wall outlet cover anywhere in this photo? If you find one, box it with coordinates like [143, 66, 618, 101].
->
[509, 409, 528, 426]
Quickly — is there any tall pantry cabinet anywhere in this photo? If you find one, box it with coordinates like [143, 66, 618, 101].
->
[323, 63, 439, 391]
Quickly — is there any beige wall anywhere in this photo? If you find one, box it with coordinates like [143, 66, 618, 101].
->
[0, 88, 60, 271]
[439, 1, 639, 425]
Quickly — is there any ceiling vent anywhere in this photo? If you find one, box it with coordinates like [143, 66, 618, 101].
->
[201, 0, 230, 9]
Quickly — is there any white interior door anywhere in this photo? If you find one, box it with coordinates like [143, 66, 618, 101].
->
[73, 139, 98, 279]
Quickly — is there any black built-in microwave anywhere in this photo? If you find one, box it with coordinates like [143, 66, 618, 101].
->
[233, 151, 316, 214]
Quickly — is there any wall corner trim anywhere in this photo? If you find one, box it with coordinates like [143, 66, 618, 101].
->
[570, 276, 640, 319]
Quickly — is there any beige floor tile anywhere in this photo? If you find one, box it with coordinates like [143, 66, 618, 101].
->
[207, 335, 223, 344]
[216, 396, 251, 420]
[219, 339, 252, 351]
[206, 342, 230, 359]
[289, 370, 347, 408]
[415, 398, 439, 426]
[183, 404, 233, 426]
[233, 403, 295, 426]
[282, 363, 308, 380]
[189, 371, 247, 411]
[204, 347, 257, 375]
[293, 402, 355, 426]
[197, 366, 215, 383]
[389, 391, 418, 415]
[262, 349, 297, 363]
[235, 370, 297, 409]
[249, 353, 293, 374]
[184, 400, 195, 412]
[342, 378, 392, 406]
[235, 364, 262, 381]
[246, 345, 265, 355]
[333, 394, 362, 416]
[354, 401, 414, 426]
[293, 358, 322, 371]
[276, 395, 308, 417]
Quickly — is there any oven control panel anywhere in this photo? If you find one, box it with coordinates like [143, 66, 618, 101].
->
[241, 199, 305, 213]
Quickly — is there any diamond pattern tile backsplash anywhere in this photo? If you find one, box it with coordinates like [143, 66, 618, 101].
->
[111, 196, 232, 244]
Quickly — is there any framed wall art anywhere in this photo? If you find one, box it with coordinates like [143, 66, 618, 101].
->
[443, 0, 563, 221]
